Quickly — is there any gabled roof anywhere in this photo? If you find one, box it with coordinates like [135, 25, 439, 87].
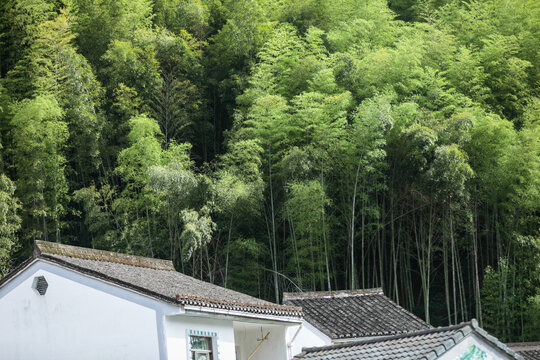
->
[294, 320, 523, 360]
[283, 288, 431, 339]
[508, 342, 540, 360]
[0, 241, 302, 318]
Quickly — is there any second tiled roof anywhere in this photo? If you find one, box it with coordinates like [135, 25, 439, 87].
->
[294, 320, 523, 360]
[508, 342, 540, 360]
[283, 288, 431, 339]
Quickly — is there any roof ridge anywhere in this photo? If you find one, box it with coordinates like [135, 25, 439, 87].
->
[283, 288, 383, 300]
[300, 321, 474, 354]
[35, 240, 175, 271]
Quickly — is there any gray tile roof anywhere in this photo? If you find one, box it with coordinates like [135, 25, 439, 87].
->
[508, 342, 540, 360]
[283, 289, 431, 339]
[294, 320, 524, 360]
[0, 241, 302, 318]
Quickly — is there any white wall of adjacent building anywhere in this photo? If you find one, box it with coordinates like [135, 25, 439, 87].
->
[286, 321, 332, 358]
[0, 260, 163, 360]
[233, 321, 289, 360]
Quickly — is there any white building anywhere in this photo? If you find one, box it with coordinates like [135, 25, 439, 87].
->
[0, 240, 326, 360]
[0, 240, 523, 360]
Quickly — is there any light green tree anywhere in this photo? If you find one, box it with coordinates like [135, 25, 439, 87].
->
[0, 174, 21, 276]
[10, 95, 68, 242]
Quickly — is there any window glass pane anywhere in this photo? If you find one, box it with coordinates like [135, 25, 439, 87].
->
[195, 353, 210, 360]
[190, 336, 211, 350]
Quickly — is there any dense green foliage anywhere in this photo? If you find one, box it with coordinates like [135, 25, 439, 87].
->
[1, 0, 539, 341]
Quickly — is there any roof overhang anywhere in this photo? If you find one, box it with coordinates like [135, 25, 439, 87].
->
[179, 307, 303, 324]
[176, 294, 302, 319]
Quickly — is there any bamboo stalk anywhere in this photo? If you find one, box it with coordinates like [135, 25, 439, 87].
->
[246, 332, 270, 360]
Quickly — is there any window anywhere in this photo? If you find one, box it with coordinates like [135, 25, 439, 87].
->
[190, 336, 213, 360]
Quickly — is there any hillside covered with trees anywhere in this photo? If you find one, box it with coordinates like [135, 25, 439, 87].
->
[0, 0, 539, 341]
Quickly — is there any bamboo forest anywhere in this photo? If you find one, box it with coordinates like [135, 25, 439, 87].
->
[0, 0, 539, 342]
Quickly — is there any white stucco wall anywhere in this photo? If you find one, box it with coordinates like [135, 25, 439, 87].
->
[438, 333, 513, 360]
[165, 314, 236, 360]
[286, 321, 331, 359]
[0, 260, 169, 360]
[234, 321, 289, 360]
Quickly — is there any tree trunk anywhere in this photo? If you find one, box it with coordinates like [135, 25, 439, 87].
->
[268, 150, 279, 303]
[473, 200, 483, 325]
[224, 215, 233, 288]
[443, 210, 451, 324]
[350, 162, 362, 289]
[320, 166, 331, 291]
[450, 210, 458, 324]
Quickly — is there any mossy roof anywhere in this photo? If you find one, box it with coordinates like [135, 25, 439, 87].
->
[0, 240, 302, 318]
